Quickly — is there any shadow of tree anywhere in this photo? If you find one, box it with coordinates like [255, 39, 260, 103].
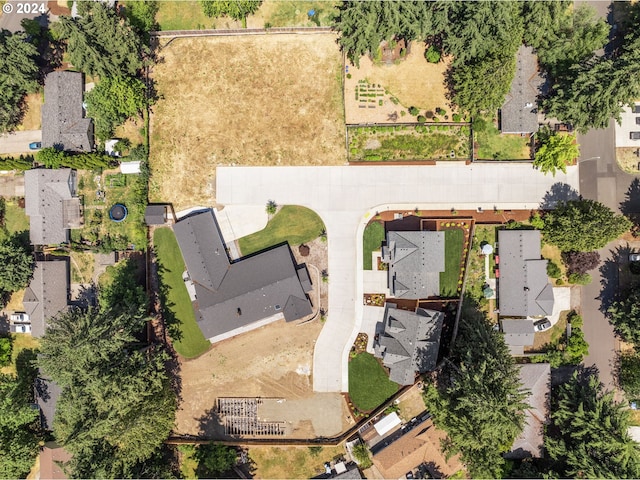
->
[619, 178, 640, 235]
[196, 405, 227, 439]
[155, 259, 183, 344]
[540, 183, 581, 210]
[597, 244, 630, 315]
[15, 348, 39, 400]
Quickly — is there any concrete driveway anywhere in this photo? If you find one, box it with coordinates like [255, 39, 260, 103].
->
[0, 130, 41, 154]
[217, 163, 579, 393]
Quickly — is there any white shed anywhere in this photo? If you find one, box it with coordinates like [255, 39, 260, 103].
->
[120, 161, 141, 174]
[373, 412, 401, 436]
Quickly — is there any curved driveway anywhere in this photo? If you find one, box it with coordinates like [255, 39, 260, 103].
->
[217, 163, 579, 392]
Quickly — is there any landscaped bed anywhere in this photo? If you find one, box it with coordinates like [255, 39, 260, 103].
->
[154, 227, 210, 359]
[348, 352, 399, 412]
[348, 125, 471, 162]
[363, 220, 385, 270]
[237, 205, 325, 256]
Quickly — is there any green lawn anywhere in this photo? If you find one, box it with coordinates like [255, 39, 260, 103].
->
[476, 121, 531, 160]
[238, 205, 325, 257]
[0, 201, 29, 241]
[349, 125, 471, 162]
[259, 0, 339, 27]
[440, 228, 464, 298]
[363, 221, 385, 270]
[348, 353, 399, 412]
[153, 227, 210, 359]
[156, 1, 216, 30]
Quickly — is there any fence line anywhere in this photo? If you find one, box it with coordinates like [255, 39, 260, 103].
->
[151, 26, 333, 38]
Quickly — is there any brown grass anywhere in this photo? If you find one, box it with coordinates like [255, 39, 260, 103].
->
[345, 43, 452, 124]
[17, 93, 42, 131]
[114, 116, 145, 146]
[395, 386, 427, 422]
[616, 147, 640, 174]
[531, 310, 568, 351]
[541, 243, 566, 281]
[150, 34, 345, 209]
[248, 446, 347, 479]
[5, 289, 25, 312]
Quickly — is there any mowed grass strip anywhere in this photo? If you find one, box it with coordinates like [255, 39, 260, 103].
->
[154, 227, 209, 358]
[1, 202, 29, 240]
[363, 221, 385, 270]
[476, 121, 531, 160]
[440, 228, 464, 298]
[238, 205, 324, 256]
[348, 352, 399, 411]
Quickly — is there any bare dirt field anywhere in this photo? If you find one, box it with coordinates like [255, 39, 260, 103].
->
[174, 318, 351, 439]
[345, 43, 453, 124]
[150, 34, 345, 209]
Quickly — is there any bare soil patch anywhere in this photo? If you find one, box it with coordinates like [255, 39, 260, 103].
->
[174, 318, 349, 439]
[617, 147, 640, 173]
[17, 93, 42, 131]
[150, 34, 345, 209]
[345, 43, 453, 124]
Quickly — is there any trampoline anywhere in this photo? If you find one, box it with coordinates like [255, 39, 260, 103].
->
[109, 203, 128, 222]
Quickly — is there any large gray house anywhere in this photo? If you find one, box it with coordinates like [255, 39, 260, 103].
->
[24, 168, 82, 245]
[497, 230, 554, 318]
[381, 231, 445, 299]
[374, 303, 444, 385]
[42, 71, 93, 152]
[24, 260, 70, 338]
[174, 210, 313, 342]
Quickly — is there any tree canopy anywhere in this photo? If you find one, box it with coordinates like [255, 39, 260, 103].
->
[124, 0, 159, 39]
[0, 30, 39, 133]
[0, 239, 33, 293]
[54, 2, 145, 79]
[333, 1, 433, 66]
[200, 0, 262, 26]
[38, 277, 175, 478]
[546, 370, 640, 478]
[542, 200, 631, 252]
[85, 76, 146, 140]
[423, 304, 527, 478]
[533, 127, 580, 176]
[608, 285, 640, 348]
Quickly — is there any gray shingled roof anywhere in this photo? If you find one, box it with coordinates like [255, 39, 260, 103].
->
[501, 318, 535, 352]
[381, 231, 445, 299]
[24, 260, 69, 338]
[42, 71, 94, 152]
[500, 45, 543, 135]
[24, 168, 81, 245]
[506, 363, 550, 459]
[144, 205, 166, 225]
[498, 230, 555, 317]
[173, 210, 313, 340]
[34, 376, 61, 431]
[374, 304, 444, 385]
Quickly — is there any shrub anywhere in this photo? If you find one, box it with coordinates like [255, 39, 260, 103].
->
[568, 272, 592, 285]
[433, 117, 440, 122]
[472, 117, 488, 132]
[437, 107, 446, 116]
[352, 443, 372, 469]
[452, 113, 462, 122]
[417, 115, 426, 123]
[556, 278, 564, 285]
[424, 44, 441, 63]
[546, 260, 561, 279]
[400, 110, 406, 116]
[346, 73, 352, 79]
[0, 337, 11, 367]
[568, 310, 583, 328]
[408, 106, 419, 116]
[530, 211, 545, 229]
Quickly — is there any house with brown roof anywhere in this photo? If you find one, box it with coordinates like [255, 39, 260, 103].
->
[39, 441, 71, 479]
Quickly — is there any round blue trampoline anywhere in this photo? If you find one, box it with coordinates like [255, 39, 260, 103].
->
[109, 203, 128, 222]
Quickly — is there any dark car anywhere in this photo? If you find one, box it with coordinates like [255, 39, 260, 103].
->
[28, 142, 41, 150]
[534, 318, 552, 332]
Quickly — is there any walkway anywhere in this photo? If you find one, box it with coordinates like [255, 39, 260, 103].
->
[216, 163, 580, 392]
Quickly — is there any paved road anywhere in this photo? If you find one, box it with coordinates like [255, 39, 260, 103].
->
[0, 130, 41, 154]
[0, 0, 50, 32]
[217, 163, 579, 392]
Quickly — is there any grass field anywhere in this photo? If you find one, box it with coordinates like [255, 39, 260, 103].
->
[363, 221, 385, 270]
[154, 227, 210, 358]
[156, 1, 216, 30]
[249, 446, 347, 479]
[348, 352, 399, 411]
[1, 202, 29, 240]
[440, 228, 464, 298]
[69, 251, 94, 283]
[16, 93, 42, 131]
[0, 334, 40, 376]
[150, 34, 344, 208]
[349, 125, 471, 161]
[237, 205, 325, 256]
[476, 122, 531, 160]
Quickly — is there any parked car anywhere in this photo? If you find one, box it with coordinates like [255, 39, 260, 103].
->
[534, 318, 552, 332]
[10, 312, 29, 323]
[11, 323, 31, 333]
[630, 132, 640, 140]
[630, 253, 640, 262]
[28, 141, 41, 150]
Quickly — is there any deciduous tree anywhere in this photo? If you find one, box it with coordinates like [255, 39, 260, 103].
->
[542, 200, 631, 252]
[196, 444, 237, 476]
[533, 128, 580, 176]
[561, 251, 600, 275]
[200, 0, 262, 27]
[424, 304, 527, 478]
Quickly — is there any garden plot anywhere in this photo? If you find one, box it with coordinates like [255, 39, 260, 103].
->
[150, 34, 345, 209]
[348, 125, 471, 162]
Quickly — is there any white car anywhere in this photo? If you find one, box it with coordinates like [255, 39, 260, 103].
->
[630, 253, 640, 262]
[534, 319, 552, 332]
[10, 312, 29, 323]
[11, 323, 31, 333]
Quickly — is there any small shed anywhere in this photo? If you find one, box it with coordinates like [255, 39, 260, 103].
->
[373, 412, 401, 436]
[120, 161, 141, 174]
[145, 205, 167, 225]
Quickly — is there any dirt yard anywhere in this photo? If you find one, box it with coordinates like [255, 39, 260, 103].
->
[248, 445, 347, 479]
[174, 318, 351, 439]
[345, 43, 453, 124]
[150, 34, 345, 209]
